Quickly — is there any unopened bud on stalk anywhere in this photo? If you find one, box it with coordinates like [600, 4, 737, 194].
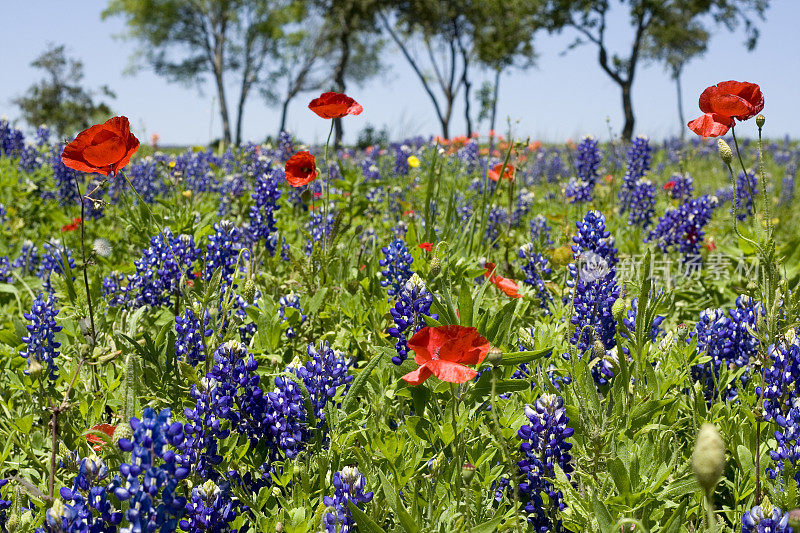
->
[462, 463, 475, 484]
[692, 423, 725, 494]
[242, 279, 257, 304]
[28, 359, 44, 378]
[592, 340, 606, 360]
[429, 256, 442, 277]
[676, 323, 690, 342]
[113, 423, 133, 444]
[611, 298, 627, 323]
[756, 114, 765, 128]
[487, 347, 503, 367]
[717, 139, 733, 166]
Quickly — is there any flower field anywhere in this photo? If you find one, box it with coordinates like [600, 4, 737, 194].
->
[1, 84, 800, 533]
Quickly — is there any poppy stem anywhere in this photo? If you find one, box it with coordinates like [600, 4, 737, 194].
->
[71, 174, 96, 345]
[323, 120, 335, 270]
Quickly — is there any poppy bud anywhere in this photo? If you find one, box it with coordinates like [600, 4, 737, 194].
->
[276, 523, 284, 533]
[271, 486, 282, 498]
[243, 279, 257, 304]
[787, 508, 800, 529]
[6, 513, 19, 532]
[487, 347, 503, 367]
[611, 298, 627, 323]
[756, 114, 765, 128]
[293, 464, 303, 478]
[113, 423, 133, 444]
[47, 500, 66, 525]
[676, 323, 690, 342]
[717, 139, 733, 166]
[519, 328, 534, 348]
[462, 463, 475, 484]
[593, 340, 606, 360]
[692, 423, 725, 494]
[429, 256, 442, 277]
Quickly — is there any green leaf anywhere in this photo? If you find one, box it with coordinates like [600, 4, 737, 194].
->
[458, 282, 474, 327]
[484, 299, 517, 345]
[592, 493, 613, 533]
[499, 347, 553, 367]
[468, 516, 503, 533]
[347, 501, 387, 533]
[341, 350, 385, 413]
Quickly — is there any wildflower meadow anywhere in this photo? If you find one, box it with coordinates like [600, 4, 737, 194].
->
[2, 41, 800, 533]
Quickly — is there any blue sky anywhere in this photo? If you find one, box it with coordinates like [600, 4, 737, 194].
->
[1, 1, 798, 145]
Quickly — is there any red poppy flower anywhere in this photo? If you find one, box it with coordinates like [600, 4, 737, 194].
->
[61, 217, 83, 232]
[687, 81, 763, 137]
[308, 92, 363, 119]
[663, 181, 676, 190]
[61, 116, 140, 175]
[284, 151, 318, 187]
[488, 163, 515, 182]
[86, 423, 116, 451]
[418, 242, 433, 252]
[699, 81, 763, 121]
[402, 325, 491, 385]
[484, 262, 522, 298]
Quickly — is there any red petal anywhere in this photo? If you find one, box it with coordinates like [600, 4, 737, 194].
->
[425, 359, 478, 384]
[402, 364, 433, 385]
[687, 113, 732, 138]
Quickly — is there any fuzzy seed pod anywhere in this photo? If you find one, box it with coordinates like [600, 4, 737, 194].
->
[243, 279, 257, 304]
[692, 423, 725, 493]
[592, 340, 606, 360]
[113, 422, 133, 444]
[717, 139, 733, 166]
[676, 323, 690, 342]
[429, 256, 442, 277]
[611, 298, 627, 323]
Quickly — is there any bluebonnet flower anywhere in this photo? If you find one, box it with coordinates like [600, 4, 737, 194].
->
[323, 466, 374, 533]
[691, 296, 762, 401]
[517, 394, 574, 531]
[379, 239, 414, 300]
[519, 243, 552, 312]
[39, 240, 76, 294]
[179, 480, 238, 532]
[305, 212, 336, 256]
[741, 504, 791, 533]
[0, 479, 10, 530]
[567, 211, 620, 384]
[249, 169, 282, 255]
[566, 137, 601, 203]
[278, 131, 294, 161]
[387, 274, 437, 365]
[175, 306, 211, 367]
[102, 271, 131, 307]
[547, 151, 566, 183]
[646, 195, 718, 259]
[733, 170, 757, 221]
[292, 342, 354, 424]
[361, 157, 380, 181]
[114, 408, 190, 532]
[392, 143, 411, 176]
[127, 229, 201, 308]
[279, 293, 306, 339]
[664, 174, 694, 201]
[530, 215, 554, 247]
[0, 256, 13, 283]
[50, 456, 122, 532]
[13, 240, 39, 275]
[485, 205, 509, 245]
[457, 140, 480, 174]
[35, 125, 51, 146]
[0, 118, 24, 157]
[618, 136, 652, 212]
[205, 220, 249, 289]
[48, 147, 81, 207]
[626, 179, 657, 228]
[20, 293, 62, 380]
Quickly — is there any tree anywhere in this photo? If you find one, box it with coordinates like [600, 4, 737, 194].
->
[470, 0, 539, 138]
[313, 0, 383, 148]
[104, 0, 301, 145]
[14, 44, 115, 140]
[644, 17, 708, 138]
[540, 0, 768, 141]
[379, 1, 468, 139]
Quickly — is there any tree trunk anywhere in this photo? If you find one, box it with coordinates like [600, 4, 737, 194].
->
[278, 97, 291, 139]
[489, 69, 501, 138]
[333, 27, 351, 149]
[214, 69, 232, 145]
[621, 82, 634, 142]
[235, 81, 248, 146]
[462, 63, 473, 137]
[675, 69, 685, 139]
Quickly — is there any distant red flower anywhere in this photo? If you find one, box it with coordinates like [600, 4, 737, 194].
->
[488, 163, 515, 182]
[61, 217, 83, 232]
[403, 210, 416, 217]
[61, 116, 140, 175]
[663, 181, 676, 190]
[86, 423, 116, 451]
[402, 325, 491, 385]
[687, 81, 763, 137]
[284, 151, 317, 187]
[308, 92, 363, 119]
[418, 242, 433, 252]
[484, 262, 521, 298]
